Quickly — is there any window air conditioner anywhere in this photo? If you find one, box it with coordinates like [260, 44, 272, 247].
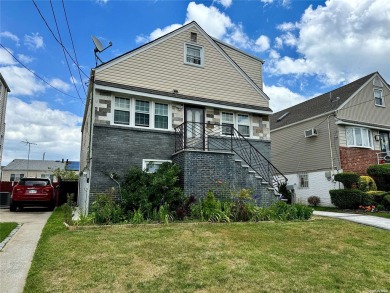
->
[304, 128, 318, 138]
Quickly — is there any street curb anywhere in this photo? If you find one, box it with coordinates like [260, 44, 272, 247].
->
[0, 223, 23, 251]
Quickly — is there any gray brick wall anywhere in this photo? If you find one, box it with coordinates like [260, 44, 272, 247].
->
[90, 125, 175, 198]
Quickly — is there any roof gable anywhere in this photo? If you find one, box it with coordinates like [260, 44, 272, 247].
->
[270, 72, 377, 130]
[95, 21, 269, 104]
[3, 159, 66, 171]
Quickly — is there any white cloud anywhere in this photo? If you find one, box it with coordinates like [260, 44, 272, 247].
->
[0, 47, 17, 65]
[0, 66, 46, 95]
[255, 35, 270, 52]
[277, 22, 299, 32]
[49, 78, 72, 92]
[0, 31, 20, 44]
[2, 98, 82, 165]
[260, 0, 290, 8]
[70, 76, 79, 85]
[150, 24, 183, 41]
[215, 0, 233, 8]
[269, 0, 390, 85]
[17, 54, 34, 64]
[263, 84, 307, 112]
[24, 33, 44, 50]
[95, 0, 108, 4]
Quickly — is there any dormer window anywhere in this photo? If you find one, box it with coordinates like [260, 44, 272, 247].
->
[184, 44, 203, 67]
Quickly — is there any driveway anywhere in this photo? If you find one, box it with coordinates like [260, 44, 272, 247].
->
[0, 208, 52, 293]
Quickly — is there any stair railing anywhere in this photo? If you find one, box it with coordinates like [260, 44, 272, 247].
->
[174, 122, 287, 191]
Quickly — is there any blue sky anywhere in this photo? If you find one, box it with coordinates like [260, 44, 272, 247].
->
[0, 0, 389, 166]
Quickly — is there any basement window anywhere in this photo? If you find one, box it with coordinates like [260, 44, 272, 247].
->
[142, 159, 172, 173]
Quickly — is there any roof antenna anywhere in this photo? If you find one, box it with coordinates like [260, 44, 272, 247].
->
[91, 35, 112, 66]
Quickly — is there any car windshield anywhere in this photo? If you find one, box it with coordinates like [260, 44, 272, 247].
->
[18, 179, 50, 187]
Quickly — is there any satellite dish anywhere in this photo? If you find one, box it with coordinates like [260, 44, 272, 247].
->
[92, 35, 104, 52]
[91, 35, 113, 66]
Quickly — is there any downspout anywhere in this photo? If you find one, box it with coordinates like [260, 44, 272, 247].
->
[86, 70, 95, 213]
[327, 114, 335, 173]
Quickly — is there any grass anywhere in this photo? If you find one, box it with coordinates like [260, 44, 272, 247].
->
[25, 207, 390, 293]
[0, 222, 18, 243]
[314, 206, 390, 219]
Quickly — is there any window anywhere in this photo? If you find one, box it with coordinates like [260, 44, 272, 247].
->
[142, 159, 171, 173]
[374, 89, 384, 106]
[237, 114, 250, 137]
[185, 44, 202, 66]
[10, 174, 24, 182]
[346, 127, 372, 148]
[221, 112, 234, 135]
[190, 32, 197, 42]
[114, 97, 130, 125]
[135, 100, 150, 127]
[298, 173, 309, 188]
[155, 103, 168, 129]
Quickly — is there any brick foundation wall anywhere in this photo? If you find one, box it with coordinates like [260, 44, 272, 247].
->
[339, 146, 377, 175]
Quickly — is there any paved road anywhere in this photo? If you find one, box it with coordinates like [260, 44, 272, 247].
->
[314, 211, 390, 230]
[0, 208, 52, 293]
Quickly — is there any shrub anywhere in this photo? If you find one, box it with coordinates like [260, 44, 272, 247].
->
[367, 164, 390, 191]
[366, 191, 387, 205]
[361, 193, 375, 206]
[307, 196, 321, 207]
[383, 194, 390, 211]
[231, 188, 255, 222]
[91, 194, 124, 224]
[329, 189, 366, 209]
[121, 163, 185, 219]
[334, 172, 360, 189]
[277, 182, 292, 203]
[358, 176, 377, 191]
[190, 191, 230, 222]
[267, 201, 313, 221]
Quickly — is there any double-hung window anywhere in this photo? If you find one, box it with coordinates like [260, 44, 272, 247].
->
[346, 127, 372, 148]
[298, 173, 309, 188]
[155, 103, 168, 129]
[135, 100, 150, 127]
[10, 174, 24, 182]
[114, 97, 130, 125]
[374, 89, 384, 106]
[237, 114, 250, 137]
[185, 44, 202, 66]
[221, 112, 234, 135]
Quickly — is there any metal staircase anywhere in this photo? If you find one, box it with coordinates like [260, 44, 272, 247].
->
[174, 122, 287, 192]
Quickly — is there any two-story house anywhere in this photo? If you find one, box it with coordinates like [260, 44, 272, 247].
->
[270, 72, 390, 206]
[0, 73, 10, 167]
[79, 21, 285, 213]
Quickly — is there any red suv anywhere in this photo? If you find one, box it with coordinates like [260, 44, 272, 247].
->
[10, 178, 56, 211]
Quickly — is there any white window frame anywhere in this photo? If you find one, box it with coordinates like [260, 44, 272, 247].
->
[237, 113, 251, 137]
[142, 159, 172, 173]
[112, 96, 171, 131]
[374, 88, 385, 107]
[184, 43, 204, 67]
[346, 127, 373, 148]
[298, 173, 309, 188]
[135, 100, 150, 127]
[114, 97, 131, 125]
[221, 112, 234, 136]
[154, 103, 169, 130]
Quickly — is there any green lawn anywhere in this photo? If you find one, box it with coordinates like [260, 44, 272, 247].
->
[314, 206, 390, 219]
[25, 207, 390, 293]
[0, 222, 18, 243]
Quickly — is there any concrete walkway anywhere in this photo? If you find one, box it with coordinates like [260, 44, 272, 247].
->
[0, 208, 52, 293]
[314, 211, 390, 230]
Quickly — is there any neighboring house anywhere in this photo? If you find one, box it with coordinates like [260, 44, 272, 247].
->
[0, 73, 11, 167]
[79, 21, 285, 213]
[2, 159, 66, 183]
[270, 72, 390, 206]
[65, 161, 80, 173]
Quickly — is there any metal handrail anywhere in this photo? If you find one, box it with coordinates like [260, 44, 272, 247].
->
[174, 122, 287, 191]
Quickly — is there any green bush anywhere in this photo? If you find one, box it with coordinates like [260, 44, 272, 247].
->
[231, 188, 255, 222]
[366, 191, 387, 205]
[334, 172, 360, 189]
[277, 182, 292, 204]
[329, 189, 366, 209]
[383, 194, 390, 211]
[266, 201, 313, 221]
[91, 194, 124, 224]
[358, 176, 377, 191]
[367, 164, 390, 191]
[121, 163, 185, 219]
[361, 193, 375, 206]
[190, 191, 230, 222]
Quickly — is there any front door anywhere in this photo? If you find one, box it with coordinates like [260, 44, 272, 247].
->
[379, 131, 390, 155]
[185, 107, 204, 149]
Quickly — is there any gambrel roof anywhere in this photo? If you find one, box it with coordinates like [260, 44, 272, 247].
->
[270, 72, 378, 130]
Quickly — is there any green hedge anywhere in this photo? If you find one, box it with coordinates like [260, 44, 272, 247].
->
[334, 172, 360, 189]
[329, 189, 366, 209]
[367, 164, 390, 191]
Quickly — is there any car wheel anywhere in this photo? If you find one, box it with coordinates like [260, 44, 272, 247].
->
[10, 202, 17, 212]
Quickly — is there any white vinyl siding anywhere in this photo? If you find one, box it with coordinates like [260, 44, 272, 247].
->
[346, 127, 372, 148]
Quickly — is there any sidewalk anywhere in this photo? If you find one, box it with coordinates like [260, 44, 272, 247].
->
[313, 211, 390, 230]
[0, 208, 52, 293]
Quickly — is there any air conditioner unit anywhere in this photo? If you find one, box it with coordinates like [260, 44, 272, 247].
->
[305, 128, 318, 138]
